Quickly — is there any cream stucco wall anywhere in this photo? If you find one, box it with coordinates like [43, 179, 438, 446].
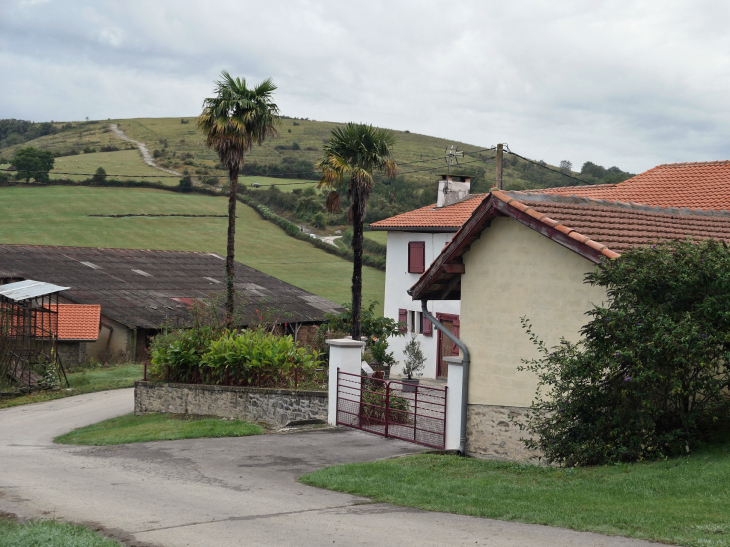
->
[460, 217, 607, 408]
[85, 316, 131, 361]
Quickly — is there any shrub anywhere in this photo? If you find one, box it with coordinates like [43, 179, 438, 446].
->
[179, 176, 193, 192]
[402, 334, 425, 379]
[149, 326, 217, 383]
[91, 167, 107, 184]
[518, 239, 730, 466]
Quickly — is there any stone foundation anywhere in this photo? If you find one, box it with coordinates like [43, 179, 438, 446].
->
[466, 404, 542, 463]
[134, 381, 327, 428]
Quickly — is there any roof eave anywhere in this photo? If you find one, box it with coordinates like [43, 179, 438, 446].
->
[368, 226, 460, 232]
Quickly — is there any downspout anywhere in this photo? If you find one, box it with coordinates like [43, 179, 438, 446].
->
[420, 300, 470, 456]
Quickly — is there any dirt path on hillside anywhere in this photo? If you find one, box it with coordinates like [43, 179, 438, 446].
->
[109, 123, 184, 178]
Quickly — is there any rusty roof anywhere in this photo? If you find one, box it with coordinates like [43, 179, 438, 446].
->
[369, 194, 488, 231]
[0, 245, 341, 329]
[410, 190, 730, 301]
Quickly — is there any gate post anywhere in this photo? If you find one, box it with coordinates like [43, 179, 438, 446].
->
[444, 356, 464, 450]
[327, 338, 366, 426]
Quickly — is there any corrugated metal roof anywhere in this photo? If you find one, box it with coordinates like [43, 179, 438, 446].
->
[0, 279, 70, 301]
[0, 245, 342, 328]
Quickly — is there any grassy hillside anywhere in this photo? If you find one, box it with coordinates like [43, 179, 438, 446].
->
[0, 185, 385, 311]
[53, 150, 173, 183]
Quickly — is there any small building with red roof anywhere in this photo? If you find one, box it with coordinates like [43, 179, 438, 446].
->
[402, 160, 730, 461]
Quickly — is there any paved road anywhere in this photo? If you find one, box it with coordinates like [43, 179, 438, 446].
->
[0, 390, 663, 547]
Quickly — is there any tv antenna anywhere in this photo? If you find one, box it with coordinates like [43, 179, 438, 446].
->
[444, 145, 464, 179]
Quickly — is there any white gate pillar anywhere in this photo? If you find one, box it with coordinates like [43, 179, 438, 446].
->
[327, 339, 366, 426]
[444, 356, 464, 450]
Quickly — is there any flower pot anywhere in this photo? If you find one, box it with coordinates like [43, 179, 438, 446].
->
[402, 378, 420, 392]
[373, 363, 391, 380]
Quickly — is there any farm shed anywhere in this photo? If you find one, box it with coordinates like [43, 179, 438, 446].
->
[0, 245, 341, 363]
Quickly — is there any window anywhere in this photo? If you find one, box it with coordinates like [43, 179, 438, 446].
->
[410, 311, 417, 333]
[408, 241, 425, 273]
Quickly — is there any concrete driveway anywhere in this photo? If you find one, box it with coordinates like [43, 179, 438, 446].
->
[0, 389, 663, 547]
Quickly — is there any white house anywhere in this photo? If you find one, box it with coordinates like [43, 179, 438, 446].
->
[369, 175, 485, 379]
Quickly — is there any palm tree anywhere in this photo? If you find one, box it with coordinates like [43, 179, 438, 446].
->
[198, 71, 280, 325]
[317, 123, 397, 340]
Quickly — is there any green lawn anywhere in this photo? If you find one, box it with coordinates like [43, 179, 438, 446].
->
[300, 448, 730, 547]
[0, 518, 120, 547]
[0, 364, 142, 409]
[52, 150, 172, 184]
[0, 185, 384, 311]
[55, 412, 263, 445]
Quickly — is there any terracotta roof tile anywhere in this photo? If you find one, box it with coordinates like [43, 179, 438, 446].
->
[56, 304, 101, 341]
[518, 161, 730, 211]
[369, 194, 488, 229]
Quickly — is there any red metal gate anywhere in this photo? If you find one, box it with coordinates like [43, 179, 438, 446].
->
[336, 369, 447, 449]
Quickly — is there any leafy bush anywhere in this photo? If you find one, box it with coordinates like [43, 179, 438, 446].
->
[402, 334, 426, 379]
[149, 326, 217, 383]
[92, 167, 107, 184]
[201, 330, 319, 387]
[519, 239, 730, 466]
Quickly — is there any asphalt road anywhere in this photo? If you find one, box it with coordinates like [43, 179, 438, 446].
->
[0, 389, 664, 547]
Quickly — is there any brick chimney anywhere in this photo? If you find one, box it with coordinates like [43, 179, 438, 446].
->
[437, 174, 472, 207]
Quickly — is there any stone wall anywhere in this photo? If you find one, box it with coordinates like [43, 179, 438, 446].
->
[466, 403, 542, 463]
[134, 381, 328, 428]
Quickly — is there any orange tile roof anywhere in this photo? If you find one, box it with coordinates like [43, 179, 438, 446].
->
[56, 304, 101, 341]
[520, 161, 730, 211]
[410, 190, 730, 300]
[369, 194, 488, 230]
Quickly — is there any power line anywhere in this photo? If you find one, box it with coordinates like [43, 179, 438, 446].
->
[504, 147, 596, 186]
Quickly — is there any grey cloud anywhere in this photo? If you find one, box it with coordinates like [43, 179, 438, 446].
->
[1, 0, 729, 173]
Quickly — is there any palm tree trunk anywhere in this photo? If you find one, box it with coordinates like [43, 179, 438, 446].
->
[226, 167, 239, 327]
[350, 186, 364, 341]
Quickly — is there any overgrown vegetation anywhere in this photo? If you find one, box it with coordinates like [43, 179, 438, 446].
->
[519, 239, 730, 466]
[54, 412, 263, 445]
[300, 449, 730, 547]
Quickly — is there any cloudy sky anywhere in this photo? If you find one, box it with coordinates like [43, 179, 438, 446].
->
[1, 0, 728, 173]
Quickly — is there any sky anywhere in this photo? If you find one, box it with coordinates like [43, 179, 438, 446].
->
[1, 0, 729, 173]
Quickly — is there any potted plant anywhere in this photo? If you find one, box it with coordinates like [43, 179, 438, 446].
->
[370, 337, 396, 379]
[401, 334, 425, 391]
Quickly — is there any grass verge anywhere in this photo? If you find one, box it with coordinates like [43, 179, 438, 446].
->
[0, 364, 142, 409]
[299, 447, 730, 547]
[55, 412, 263, 445]
[0, 518, 119, 547]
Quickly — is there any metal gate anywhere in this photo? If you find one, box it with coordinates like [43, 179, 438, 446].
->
[336, 369, 447, 449]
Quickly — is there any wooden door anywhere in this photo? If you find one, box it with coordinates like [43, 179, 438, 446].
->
[438, 320, 454, 378]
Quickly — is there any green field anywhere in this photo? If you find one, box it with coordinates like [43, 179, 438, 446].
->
[242, 176, 318, 192]
[52, 150, 173, 183]
[364, 231, 387, 245]
[0, 186, 384, 310]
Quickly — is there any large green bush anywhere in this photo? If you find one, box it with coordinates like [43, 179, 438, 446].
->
[519, 239, 730, 466]
[149, 328, 320, 388]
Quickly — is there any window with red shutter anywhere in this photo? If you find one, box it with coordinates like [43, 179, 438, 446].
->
[398, 308, 408, 333]
[422, 314, 433, 337]
[451, 317, 460, 355]
[408, 241, 425, 273]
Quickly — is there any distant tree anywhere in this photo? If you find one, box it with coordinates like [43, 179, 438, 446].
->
[198, 71, 280, 325]
[559, 160, 572, 173]
[92, 167, 107, 183]
[581, 161, 607, 179]
[312, 212, 326, 228]
[179, 176, 193, 192]
[317, 123, 397, 339]
[12, 147, 54, 183]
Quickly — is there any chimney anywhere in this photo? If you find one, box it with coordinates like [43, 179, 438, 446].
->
[436, 174, 472, 207]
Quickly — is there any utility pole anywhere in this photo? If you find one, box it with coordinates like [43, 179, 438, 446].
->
[496, 143, 503, 190]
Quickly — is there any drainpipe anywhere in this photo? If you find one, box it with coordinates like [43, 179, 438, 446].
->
[420, 300, 470, 456]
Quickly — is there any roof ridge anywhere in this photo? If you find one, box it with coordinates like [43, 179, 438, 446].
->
[492, 191, 620, 259]
[500, 191, 730, 218]
[657, 160, 730, 168]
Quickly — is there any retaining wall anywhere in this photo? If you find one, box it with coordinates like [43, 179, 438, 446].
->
[465, 404, 542, 463]
[134, 381, 328, 428]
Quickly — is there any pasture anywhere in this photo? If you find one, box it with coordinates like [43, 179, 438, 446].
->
[0, 185, 385, 310]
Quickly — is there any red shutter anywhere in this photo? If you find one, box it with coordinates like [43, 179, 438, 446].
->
[408, 242, 425, 274]
[422, 314, 433, 337]
[398, 309, 408, 333]
[451, 317, 460, 355]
